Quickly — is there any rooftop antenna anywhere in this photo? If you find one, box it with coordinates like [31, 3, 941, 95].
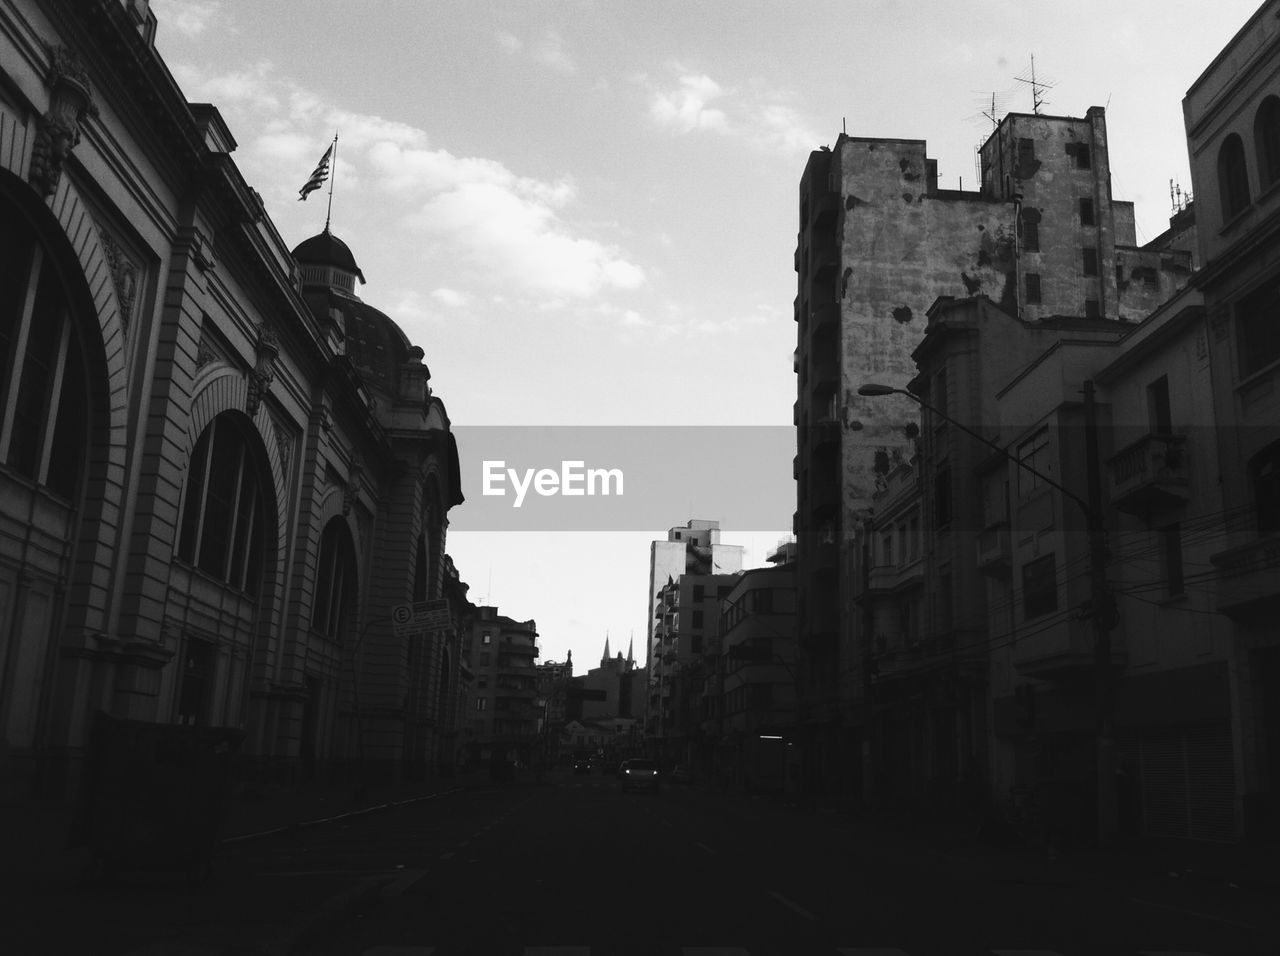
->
[1015, 55, 1055, 114]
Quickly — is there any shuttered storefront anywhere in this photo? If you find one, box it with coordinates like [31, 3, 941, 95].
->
[1121, 723, 1236, 842]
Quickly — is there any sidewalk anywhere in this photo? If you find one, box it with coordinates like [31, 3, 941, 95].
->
[686, 777, 1280, 941]
[0, 767, 498, 955]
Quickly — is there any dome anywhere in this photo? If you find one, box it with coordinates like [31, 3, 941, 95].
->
[291, 229, 366, 285]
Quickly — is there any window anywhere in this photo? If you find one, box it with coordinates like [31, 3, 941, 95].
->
[1218, 134, 1251, 221]
[692, 584, 705, 602]
[1160, 524, 1185, 597]
[176, 639, 216, 726]
[1147, 375, 1172, 434]
[1021, 215, 1040, 252]
[0, 212, 90, 501]
[691, 610, 704, 629]
[1017, 428, 1050, 495]
[312, 517, 356, 639]
[1075, 144, 1091, 169]
[482, 632, 492, 645]
[1079, 198, 1095, 225]
[1017, 137, 1036, 172]
[1085, 299, 1100, 318]
[717, 585, 732, 600]
[882, 532, 894, 566]
[1025, 273, 1042, 304]
[934, 465, 952, 529]
[1022, 554, 1058, 619]
[934, 366, 948, 419]
[691, 634, 703, 655]
[1255, 96, 1280, 191]
[475, 697, 487, 711]
[1083, 247, 1099, 276]
[178, 416, 268, 595]
[1235, 278, 1280, 378]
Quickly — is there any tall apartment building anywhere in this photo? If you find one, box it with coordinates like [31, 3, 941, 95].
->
[793, 107, 1195, 806]
[462, 607, 540, 768]
[1184, 0, 1280, 839]
[645, 520, 742, 758]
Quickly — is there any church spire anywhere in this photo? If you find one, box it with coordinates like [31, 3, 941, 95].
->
[602, 632, 611, 665]
[626, 633, 634, 669]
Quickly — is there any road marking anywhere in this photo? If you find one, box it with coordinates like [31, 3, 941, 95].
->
[1132, 896, 1264, 932]
[767, 889, 816, 921]
[381, 868, 428, 897]
[260, 868, 395, 877]
[695, 842, 716, 854]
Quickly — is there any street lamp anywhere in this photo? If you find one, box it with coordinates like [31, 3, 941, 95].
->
[858, 381, 1119, 848]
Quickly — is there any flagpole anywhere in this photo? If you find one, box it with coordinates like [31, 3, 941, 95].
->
[324, 133, 338, 232]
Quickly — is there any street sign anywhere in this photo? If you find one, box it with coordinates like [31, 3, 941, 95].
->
[390, 599, 452, 637]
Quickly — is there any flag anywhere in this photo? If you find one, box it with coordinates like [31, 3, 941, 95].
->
[298, 144, 332, 201]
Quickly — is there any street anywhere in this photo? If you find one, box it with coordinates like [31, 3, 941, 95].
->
[202, 771, 1280, 956]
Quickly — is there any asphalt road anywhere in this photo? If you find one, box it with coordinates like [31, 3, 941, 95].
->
[213, 770, 1278, 956]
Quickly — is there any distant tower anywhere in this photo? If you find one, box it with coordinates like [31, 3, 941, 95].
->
[601, 634, 611, 666]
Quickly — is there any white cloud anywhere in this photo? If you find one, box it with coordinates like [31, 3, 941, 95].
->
[170, 63, 643, 305]
[649, 74, 729, 133]
[432, 288, 469, 307]
[151, 0, 221, 38]
[496, 29, 576, 73]
[643, 68, 820, 154]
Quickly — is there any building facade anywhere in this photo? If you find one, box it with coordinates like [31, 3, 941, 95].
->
[1184, 0, 1280, 840]
[0, 0, 464, 800]
[794, 105, 1197, 810]
[461, 606, 540, 770]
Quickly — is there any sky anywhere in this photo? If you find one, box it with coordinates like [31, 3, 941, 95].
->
[150, 0, 1262, 674]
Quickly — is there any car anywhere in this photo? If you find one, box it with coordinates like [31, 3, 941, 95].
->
[573, 758, 591, 774]
[619, 758, 660, 791]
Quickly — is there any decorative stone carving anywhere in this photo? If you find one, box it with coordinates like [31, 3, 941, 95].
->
[274, 426, 292, 471]
[28, 44, 98, 198]
[98, 230, 139, 335]
[195, 328, 218, 369]
[246, 323, 280, 417]
[344, 453, 363, 516]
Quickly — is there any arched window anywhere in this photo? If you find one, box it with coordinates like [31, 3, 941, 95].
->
[1218, 134, 1251, 221]
[0, 202, 89, 501]
[313, 517, 357, 639]
[1254, 96, 1280, 191]
[177, 414, 267, 594]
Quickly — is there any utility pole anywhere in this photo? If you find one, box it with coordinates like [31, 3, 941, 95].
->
[1084, 380, 1119, 847]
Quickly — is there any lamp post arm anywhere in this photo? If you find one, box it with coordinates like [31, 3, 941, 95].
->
[886, 387, 1097, 521]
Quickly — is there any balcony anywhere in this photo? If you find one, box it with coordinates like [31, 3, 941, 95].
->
[812, 418, 840, 455]
[866, 559, 924, 595]
[811, 190, 840, 233]
[977, 523, 1012, 576]
[1013, 615, 1123, 679]
[500, 639, 539, 656]
[811, 301, 839, 342]
[1108, 433, 1190, 518]
[1211, 535, 1280, 618]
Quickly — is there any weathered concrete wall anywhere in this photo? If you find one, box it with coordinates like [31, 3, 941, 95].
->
[834, 136, 1016, 506]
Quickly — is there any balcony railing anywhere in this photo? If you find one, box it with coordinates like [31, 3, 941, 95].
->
[1211, 535, 1280, 617]
[1108, 433, 1190, 517]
